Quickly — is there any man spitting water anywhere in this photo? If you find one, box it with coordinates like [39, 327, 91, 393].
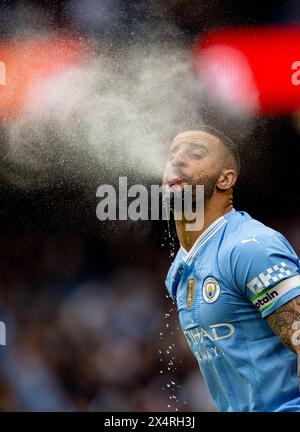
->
[163, 125, 300, 412]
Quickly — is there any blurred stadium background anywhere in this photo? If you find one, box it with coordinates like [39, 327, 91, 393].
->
[0, 0, 300, 411]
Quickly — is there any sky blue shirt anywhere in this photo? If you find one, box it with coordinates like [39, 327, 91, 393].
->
[165, 209, 300, 412]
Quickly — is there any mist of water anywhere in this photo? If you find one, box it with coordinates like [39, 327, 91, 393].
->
[2, 41, 204, 189]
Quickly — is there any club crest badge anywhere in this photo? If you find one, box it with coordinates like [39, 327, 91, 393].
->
[203, 277, 220, 303]
[186, 277, 195, 308]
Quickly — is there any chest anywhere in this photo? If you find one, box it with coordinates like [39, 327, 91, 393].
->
[175, 259, 251, 333]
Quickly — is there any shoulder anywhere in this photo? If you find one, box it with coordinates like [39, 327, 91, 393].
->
[220, 215, 286, 260]
[217, 211, 300, 300]
[218, 213, 297, 282]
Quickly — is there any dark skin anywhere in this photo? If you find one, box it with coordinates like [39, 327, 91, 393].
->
[163, 130, 300, 389]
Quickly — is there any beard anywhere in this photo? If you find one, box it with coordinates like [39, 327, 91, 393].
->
[167, 171, 220, 213]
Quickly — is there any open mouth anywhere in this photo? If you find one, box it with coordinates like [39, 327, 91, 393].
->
[163, 174, 187, 195]
[167, 176, 184, 187]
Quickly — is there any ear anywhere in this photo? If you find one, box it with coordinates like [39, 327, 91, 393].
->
[216, 169, 237, 191]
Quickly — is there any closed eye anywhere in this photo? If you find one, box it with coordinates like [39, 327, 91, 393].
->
[190, 153, 203, 160]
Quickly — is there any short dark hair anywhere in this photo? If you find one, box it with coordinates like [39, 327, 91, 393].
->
[198, 125, 241, 176]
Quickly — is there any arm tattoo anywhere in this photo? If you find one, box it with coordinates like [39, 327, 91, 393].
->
[266, 296, 300, 351]
[266, 295, 300, 390]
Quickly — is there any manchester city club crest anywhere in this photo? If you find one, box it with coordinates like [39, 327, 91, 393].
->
[203, 277, 221, 303]
[186, 277, 195, 308]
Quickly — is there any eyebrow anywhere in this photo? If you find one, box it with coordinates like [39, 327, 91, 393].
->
[169, 141, 209, 154]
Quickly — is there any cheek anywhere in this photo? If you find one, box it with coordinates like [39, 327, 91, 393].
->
[191, 160, 210, 177]
[191, 160, 219, 183]
[199, 158, 219, 172]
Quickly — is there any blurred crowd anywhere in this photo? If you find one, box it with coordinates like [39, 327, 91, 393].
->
[0, 226, 216, 411]
[0, 0, 296, 42]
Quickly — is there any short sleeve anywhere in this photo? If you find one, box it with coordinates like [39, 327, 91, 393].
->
[224, 230, 300, 318]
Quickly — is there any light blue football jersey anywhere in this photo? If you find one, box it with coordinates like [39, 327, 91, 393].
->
[165, 209, 300, 412]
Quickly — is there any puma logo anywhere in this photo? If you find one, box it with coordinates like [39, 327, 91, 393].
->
[240, 236, 259, 245]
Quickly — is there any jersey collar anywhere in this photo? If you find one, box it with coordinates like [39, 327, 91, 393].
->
[181, 211, 232, 265]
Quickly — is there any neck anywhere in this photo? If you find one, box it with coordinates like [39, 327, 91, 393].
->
[175, 190, 233, 252]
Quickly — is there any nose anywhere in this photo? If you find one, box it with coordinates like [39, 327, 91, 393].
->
[170, 149, 188, 169]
